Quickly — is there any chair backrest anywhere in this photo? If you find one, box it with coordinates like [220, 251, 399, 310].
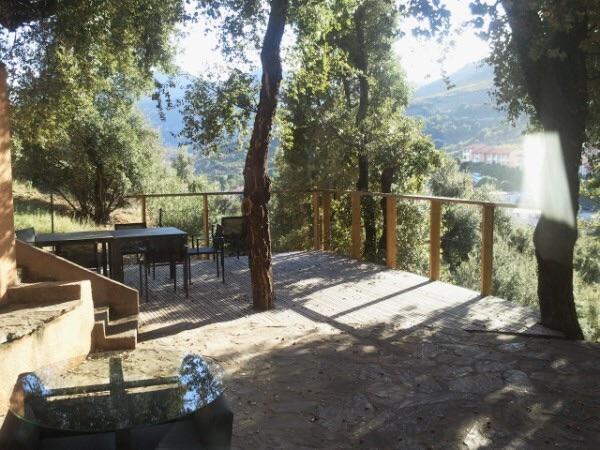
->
[15, 227, 36, 243]
[55, 242, 99, 269]
[221, 216, 246, 241]
[114, 222, 147, 230]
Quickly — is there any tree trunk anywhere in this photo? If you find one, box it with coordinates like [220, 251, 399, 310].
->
[242, 0, 288, 311]
[93, 163, 109, 224]
[354, 4, 377, 259]
[378, 167, 394, 255]
[502, 1, 586, 339]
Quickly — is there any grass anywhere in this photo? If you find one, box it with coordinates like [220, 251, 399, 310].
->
[13, 180, 109, 233]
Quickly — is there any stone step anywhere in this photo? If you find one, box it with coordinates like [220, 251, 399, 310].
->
[106, 314, 138, 336]
[92, 321, 137, 351]
[92, 307, 138, 352]
[7, 281, 82, 304]
[94, 306, 110, 324]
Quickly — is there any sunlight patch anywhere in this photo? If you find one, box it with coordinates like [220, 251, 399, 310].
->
[520, 132, 575, 229]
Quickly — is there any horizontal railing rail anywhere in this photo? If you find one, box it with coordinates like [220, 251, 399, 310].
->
[124, 189, 536, 298]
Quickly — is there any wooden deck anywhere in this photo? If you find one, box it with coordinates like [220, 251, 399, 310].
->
[128, 251, 558, 341]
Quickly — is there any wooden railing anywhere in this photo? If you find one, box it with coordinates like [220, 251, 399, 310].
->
[126, 190, 524, 297]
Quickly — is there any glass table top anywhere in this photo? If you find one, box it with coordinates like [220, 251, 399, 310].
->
[8, 349, 225, 432]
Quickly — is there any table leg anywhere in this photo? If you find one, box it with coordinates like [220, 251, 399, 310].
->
[109, 241, 124, 283]
[102, 242, 108, 276]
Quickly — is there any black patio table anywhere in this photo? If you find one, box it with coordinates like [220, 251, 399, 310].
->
[35, 227, 187, 284]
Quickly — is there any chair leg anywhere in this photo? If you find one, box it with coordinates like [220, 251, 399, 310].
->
[184, 260, 189, 298]
[215, 252, 220, 277]
[138, 257, 143, 294]
[145, 260, 149, 303]
[221, 249, 225, 284]
[174, 261, 177, 292]
[189, 255, 193, 284]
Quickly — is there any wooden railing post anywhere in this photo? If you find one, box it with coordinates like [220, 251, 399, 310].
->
[322, 192, 331, 250]
[312, 192, 322, 250]
[385, 196, 397, 269]
[203, 193, 209, 249]
[140, 195, 147, 225]
[429, 200, 441, 281]
[351, 191, 362, 259]
[481, 204, 495, 296]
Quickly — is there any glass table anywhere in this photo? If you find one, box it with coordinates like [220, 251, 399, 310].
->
[8, 349, 226, 449]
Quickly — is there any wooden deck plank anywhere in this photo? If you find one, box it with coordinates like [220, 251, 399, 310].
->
[124, 251, 560, 339]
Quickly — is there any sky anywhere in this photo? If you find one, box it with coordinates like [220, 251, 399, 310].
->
[174, 0, 491, 87]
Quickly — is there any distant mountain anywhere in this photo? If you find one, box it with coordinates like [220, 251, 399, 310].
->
[406, 62, 526, 151]
[137, 73, 193, 148]
[139, 63, 527, 181]
[137, 72, 268, 185]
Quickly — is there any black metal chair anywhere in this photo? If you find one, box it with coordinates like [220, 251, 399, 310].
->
[15, 227, 36, 243]
[142, 237, 189, 301]
[187, 224, 225, 284]
[114, 222, 147, 289]
[55, 242, 102, 273]
[221, 216, 247, 258]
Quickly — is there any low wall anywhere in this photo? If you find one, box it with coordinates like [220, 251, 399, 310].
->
[15, 240, 139, 318]
[0, 65, 16, 301]
[0, 281, 94, 422]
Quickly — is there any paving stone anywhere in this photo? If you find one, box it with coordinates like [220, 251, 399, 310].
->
[502, 369, 535, 392]
[475, 360, 516, 373]
[498, 342, 527, 352]
[448, 374, 503, 394]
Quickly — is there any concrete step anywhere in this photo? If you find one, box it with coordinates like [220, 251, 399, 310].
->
[92, 308, 138, 352]
[7, 281, 82, 304]
[94, 306, 110, 324]
[92, 321, 137, 351]
[94, 307, 138, 337]
[106, 314, 138, 335]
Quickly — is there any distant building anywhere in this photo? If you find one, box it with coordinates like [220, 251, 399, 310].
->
[461, 144, 522, 168]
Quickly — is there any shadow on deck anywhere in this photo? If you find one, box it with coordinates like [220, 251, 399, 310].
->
[128, 251, 559, 342]
[123, 251, 599, 448]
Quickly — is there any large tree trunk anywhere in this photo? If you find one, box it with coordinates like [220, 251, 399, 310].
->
[93, 163, 109, 224]
[242, 0, 288, 311]
[502, 1, 586, 339]
[354, 4, 377, 259]
[377, 167, 394, 256]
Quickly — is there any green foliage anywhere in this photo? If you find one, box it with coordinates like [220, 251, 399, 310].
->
[14, 93, 164, 223]
[272, 0, 442, 262]
[179, 70, 258, 154]
[1, 0, 184, 94]
[393, 202, 429, 275]
[429, 156, 480, 268]
[462, 162, 523, 191]
[575, 220, 600, 285]
[12, 181, 106, 234]
[2, 0, 187, 224]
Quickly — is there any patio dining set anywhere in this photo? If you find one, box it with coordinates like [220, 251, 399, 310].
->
[15, 216, 247, 301]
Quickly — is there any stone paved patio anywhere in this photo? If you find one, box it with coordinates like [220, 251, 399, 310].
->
[130, 252, 600, 448]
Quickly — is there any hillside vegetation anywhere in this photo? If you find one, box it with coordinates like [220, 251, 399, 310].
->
[406, 62, 527, 151]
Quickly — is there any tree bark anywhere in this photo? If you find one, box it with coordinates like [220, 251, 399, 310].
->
[502, 1, 586, 339]
[93, 163, 109, 224]
[354, 4, 377, 259]
[242, 0, 288, 311]
[378, 167, 394, 255]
